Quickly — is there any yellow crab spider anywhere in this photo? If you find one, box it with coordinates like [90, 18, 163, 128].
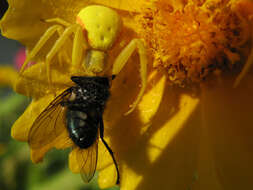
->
[20, 5, 147, 114]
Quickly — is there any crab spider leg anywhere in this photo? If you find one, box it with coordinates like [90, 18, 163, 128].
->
[45, 24, 79, 84]
[45, 18, 71, 27]
[72, 24, 88, 70]
[20, 25, 64, 74]
[112, 39, 147, 115]
[56, 28, 68, 68]
[45, 18, 88, 74]
[45, 24, 88, 85]
[41, 18, 71, 68]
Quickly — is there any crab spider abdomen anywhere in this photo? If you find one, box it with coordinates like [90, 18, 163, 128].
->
[76, 5, 122, 51]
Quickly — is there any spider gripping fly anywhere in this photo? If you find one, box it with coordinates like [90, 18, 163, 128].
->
[28, 76, 120, 184]
[20, 5, 148, 115]
[26, 5, 149, 185]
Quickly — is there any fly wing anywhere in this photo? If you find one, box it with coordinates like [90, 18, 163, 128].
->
[28, 88, 72, 149]
[76, 141, 98, 183]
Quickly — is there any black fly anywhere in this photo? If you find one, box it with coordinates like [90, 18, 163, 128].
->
[28, 76, 120, 184]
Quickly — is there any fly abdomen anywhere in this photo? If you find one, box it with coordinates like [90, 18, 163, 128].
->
[66, 110, 98, 149]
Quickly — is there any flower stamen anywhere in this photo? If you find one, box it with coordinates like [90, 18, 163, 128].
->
[138, 0, 252, 87]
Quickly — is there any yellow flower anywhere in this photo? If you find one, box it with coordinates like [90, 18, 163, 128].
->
[1, 0, 253, 190]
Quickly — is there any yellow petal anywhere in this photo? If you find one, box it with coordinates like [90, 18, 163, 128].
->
[138, 70, 166, 126]
[191, 118, 223, 190]
[100, 63, 201, 189]
[0, 0, 49, 46]
[12, 87, 73, 163]
[15, 61, 72, 98]
[30, 145, 52, 163]
[0, 0, 90, 47]
[119, 92, 200, 190]
[98, 164, 118, 189]
[31, 130, 73, 163]
[69, 146, 81, 173]
[0, 66, 18, 88]
[11, 94, 53, 141]
[97, 140, 115, 171]
[97, 139, 119, 188]
[200, 74, 253, 190]
[11, 91, 66, 141]
[92, 0, 149, 12]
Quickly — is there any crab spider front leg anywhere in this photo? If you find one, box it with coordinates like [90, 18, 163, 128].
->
[112, 39, 147, 115]
[46, 18, 87, 73]
[20, 25, 64, 74]
[45, 24, 87, 85]
[72, 25, 87, 72]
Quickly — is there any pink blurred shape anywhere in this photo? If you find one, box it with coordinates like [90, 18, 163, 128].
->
[14, 47, 35, 70]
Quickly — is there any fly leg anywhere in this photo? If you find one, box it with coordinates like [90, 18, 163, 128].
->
[99, 116, 120, 185]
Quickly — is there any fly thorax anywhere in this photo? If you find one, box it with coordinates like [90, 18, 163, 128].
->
[84, 50, 107, 73]
[68, 77, 110, 112]
[72, 86, 87, 100]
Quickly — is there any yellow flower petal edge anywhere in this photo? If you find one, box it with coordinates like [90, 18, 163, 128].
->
[0, 0, 49, 46]
[31, 130, 73, 163]
[0, 66, 18, 88]
[11, 92, 65, 141]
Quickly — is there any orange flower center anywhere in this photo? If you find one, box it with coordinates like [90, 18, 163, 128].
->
[138, 0, 251, 86]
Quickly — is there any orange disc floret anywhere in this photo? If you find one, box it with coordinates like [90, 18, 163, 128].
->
[138, 0, 252, 86]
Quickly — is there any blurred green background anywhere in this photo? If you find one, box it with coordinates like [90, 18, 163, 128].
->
[0, 1, 120, 189]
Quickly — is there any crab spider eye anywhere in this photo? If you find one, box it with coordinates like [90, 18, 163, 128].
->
[76, 5, 121, 51]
